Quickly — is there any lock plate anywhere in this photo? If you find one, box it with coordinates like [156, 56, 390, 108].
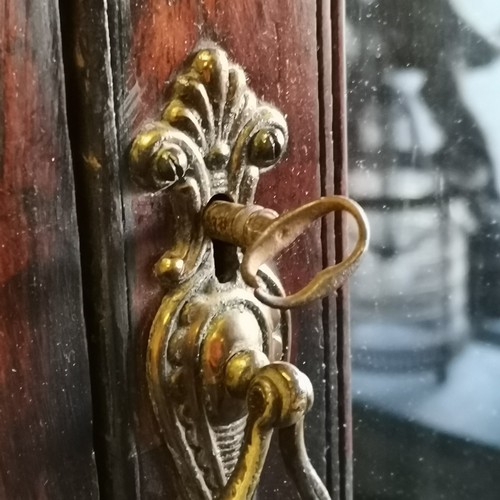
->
[148, 267, 290, 497]
[131, 45, 292, 498]
[130, 45, 288, 287]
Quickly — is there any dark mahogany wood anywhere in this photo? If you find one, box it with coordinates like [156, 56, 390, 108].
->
[62, 0, 348, 498]
[0, 1, 98, 498]
[324, 2, 353, 498]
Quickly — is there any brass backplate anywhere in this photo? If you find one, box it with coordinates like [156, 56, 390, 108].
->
[130, 45, 292, 498]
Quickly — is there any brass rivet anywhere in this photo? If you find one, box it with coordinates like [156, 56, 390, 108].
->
[152, 145, 188, 188]
[248, 128, 285, 168]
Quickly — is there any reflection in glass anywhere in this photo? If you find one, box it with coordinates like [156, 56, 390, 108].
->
[347, 1, 500, 498]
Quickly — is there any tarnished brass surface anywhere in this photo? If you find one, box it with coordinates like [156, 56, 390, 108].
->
[148, 275, 290, 498]
[130, 46, 368, 499]
[220, 361, 314, 500]
[279, 419, 331, 500]
[129, 45, 288, 287]
[203, 197, 370, 308]
[203, 201, 279, 249]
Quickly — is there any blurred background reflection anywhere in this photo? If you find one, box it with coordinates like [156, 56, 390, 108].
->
[347, 0, 500, 498]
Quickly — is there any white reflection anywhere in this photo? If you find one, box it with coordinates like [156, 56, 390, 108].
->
[384, 69, 445, 155]
[457, 57, 500, 194]
[451, 0, 500, 48]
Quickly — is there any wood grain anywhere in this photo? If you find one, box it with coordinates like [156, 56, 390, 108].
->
[0, 1, 98, 498]
[321, 1, 353, 498]
[64, 0, 345, 497]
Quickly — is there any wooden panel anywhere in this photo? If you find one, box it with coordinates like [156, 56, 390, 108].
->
[63, 0, 345, 497]
[0, 2, 98, 498]
[324, 1, 353, 498]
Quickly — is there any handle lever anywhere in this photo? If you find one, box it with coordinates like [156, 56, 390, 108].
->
[221, 353, 329, 500]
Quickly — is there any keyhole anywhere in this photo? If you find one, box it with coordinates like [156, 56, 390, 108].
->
[207, 194, 240, 283]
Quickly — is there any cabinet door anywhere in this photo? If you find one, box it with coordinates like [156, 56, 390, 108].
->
[62, 1, 350, 498]
[0, 2, 98, 497]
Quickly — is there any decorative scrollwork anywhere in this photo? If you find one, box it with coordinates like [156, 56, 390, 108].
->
[130, 46, 288, 285]
[131, 46, 291, 499]
[131, 44, 367, 500]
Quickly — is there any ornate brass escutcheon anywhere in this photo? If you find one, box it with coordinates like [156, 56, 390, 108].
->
[130, 45, 369, 499]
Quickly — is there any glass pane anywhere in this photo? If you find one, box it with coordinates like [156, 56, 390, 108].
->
[347, 1, 500, 498]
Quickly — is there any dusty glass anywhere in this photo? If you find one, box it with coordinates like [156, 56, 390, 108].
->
[347, 1, 500, 498]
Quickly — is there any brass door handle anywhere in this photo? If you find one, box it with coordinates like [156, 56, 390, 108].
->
[220, 354, 329, 500]
[130, 46, 369, 499]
